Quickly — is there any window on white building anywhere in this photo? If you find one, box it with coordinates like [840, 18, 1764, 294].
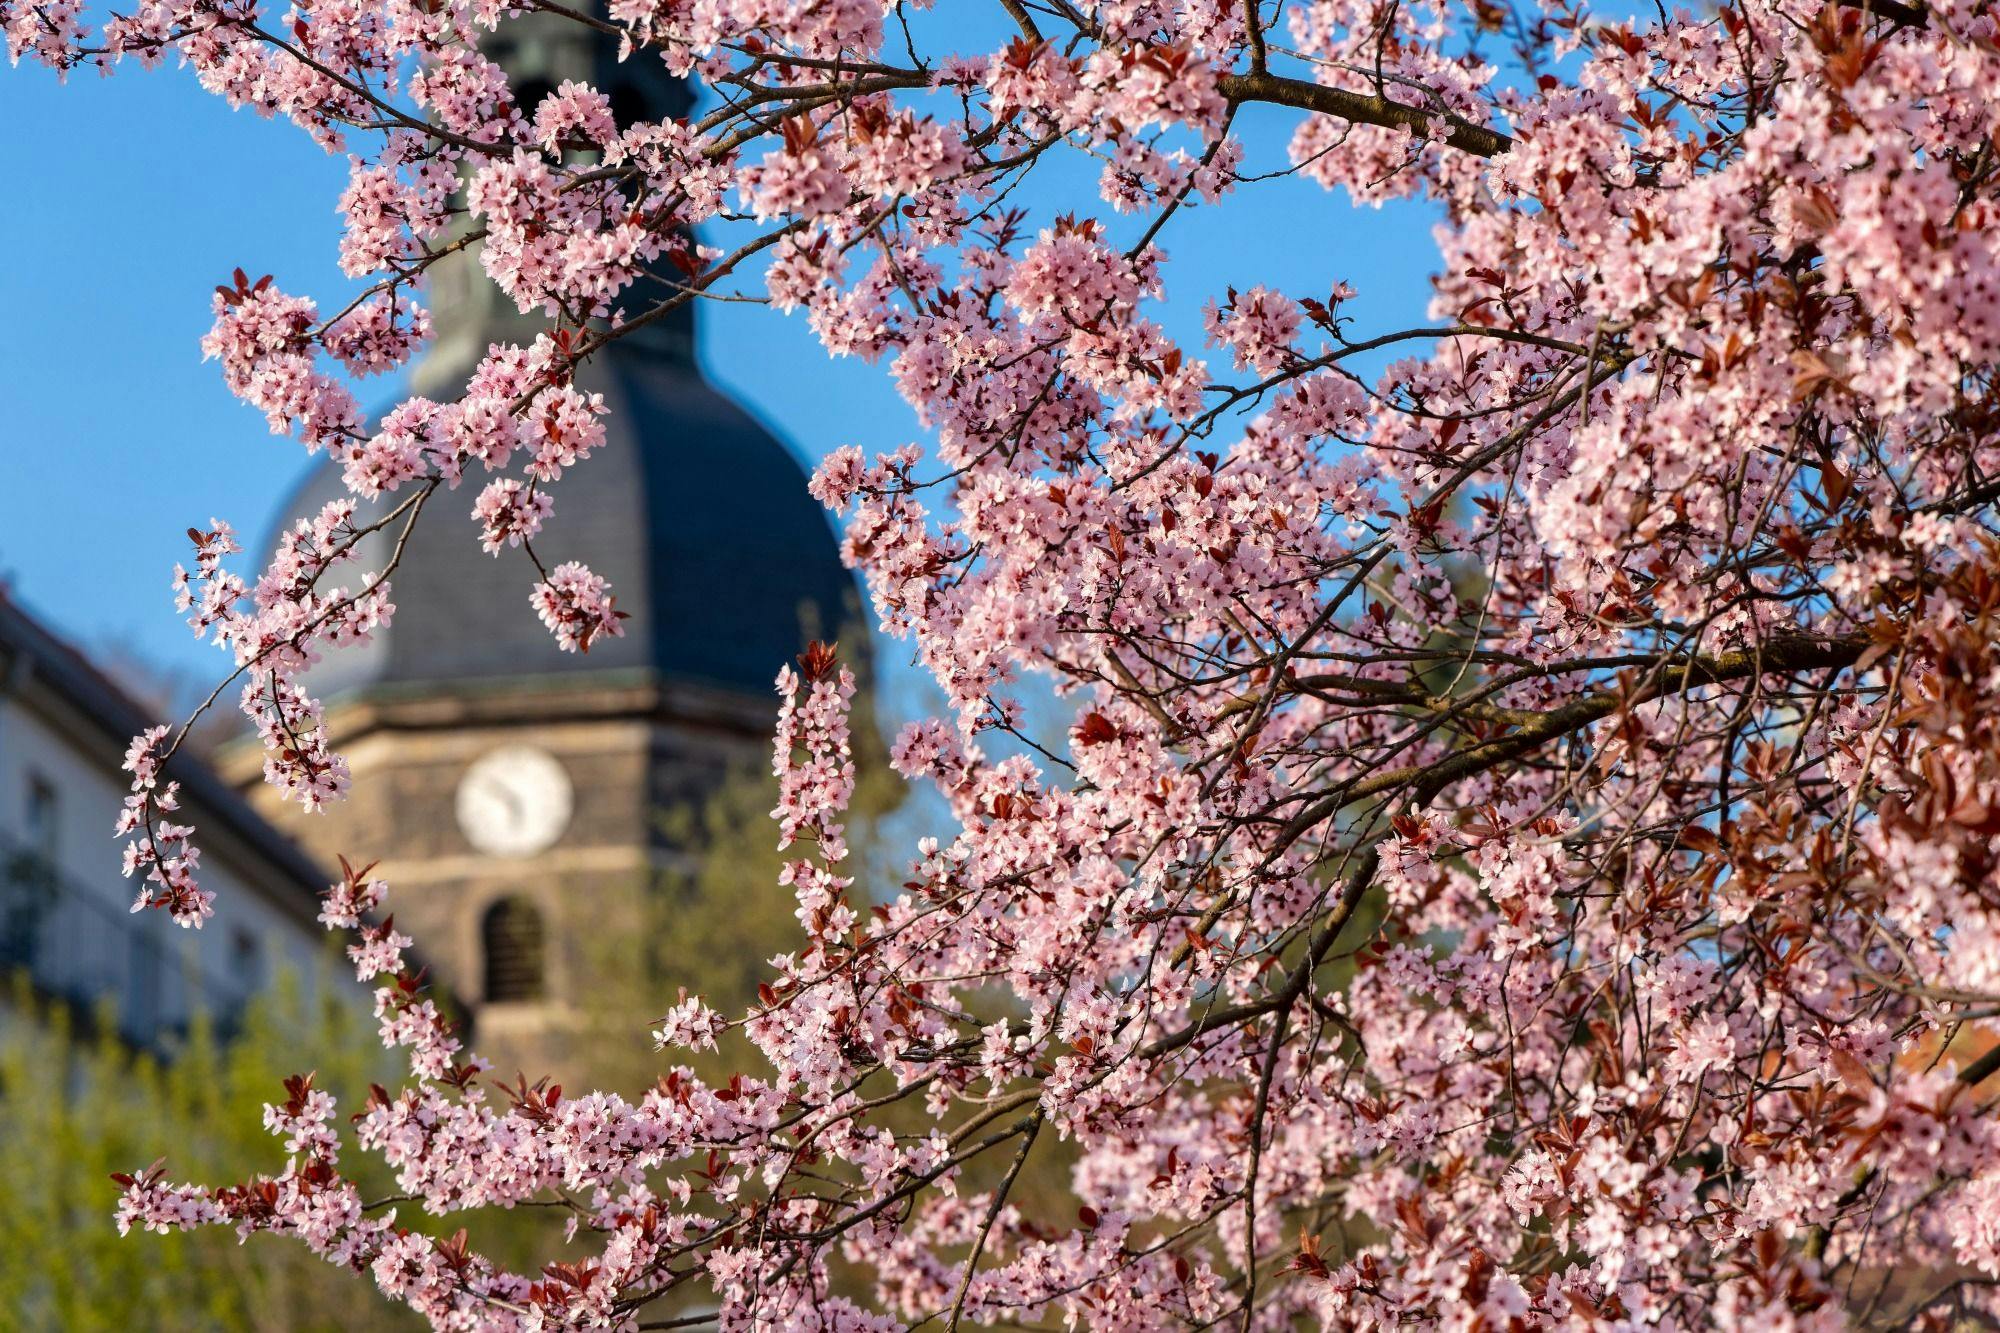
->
[25, 774, 58, 864]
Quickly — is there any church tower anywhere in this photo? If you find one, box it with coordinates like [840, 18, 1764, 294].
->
[228, 20, 857, 1073]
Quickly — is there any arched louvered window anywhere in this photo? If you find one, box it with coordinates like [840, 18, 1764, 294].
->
[512, 76, 556, 119]
[609, 82, 651, 132]
[482, 897, 546, 1003]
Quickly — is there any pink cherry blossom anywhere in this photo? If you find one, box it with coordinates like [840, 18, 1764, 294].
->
[12, 0, 2000, 1323]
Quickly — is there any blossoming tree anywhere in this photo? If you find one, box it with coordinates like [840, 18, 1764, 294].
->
[9, 0, 2000, 1323]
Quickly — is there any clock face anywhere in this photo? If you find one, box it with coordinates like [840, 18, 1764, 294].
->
[455, 745, 574, 858]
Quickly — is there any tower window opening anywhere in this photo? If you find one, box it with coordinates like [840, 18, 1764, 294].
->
[511, 76, 557, 120]
[482, 896, 547, 1003]
[609, 82, 650, 131]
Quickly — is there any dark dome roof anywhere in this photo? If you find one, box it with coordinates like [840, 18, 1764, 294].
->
[275, 349, 859, 706]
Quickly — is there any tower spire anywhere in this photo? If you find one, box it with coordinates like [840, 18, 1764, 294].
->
[414, 7, 696, 395]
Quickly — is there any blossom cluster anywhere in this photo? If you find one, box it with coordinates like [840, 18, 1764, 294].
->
[21, 0, 2000, 1324]
[110, 312, 626, 918]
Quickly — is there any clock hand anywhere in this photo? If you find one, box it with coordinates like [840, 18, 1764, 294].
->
[475, 774, 521, 824]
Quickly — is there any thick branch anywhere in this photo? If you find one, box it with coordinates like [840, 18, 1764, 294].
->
[1271, 633, 1869, 854]
[1392, 633, 1870, 804]
[1836, 0, 1928, 28]
[1216, 70, 1512, 158]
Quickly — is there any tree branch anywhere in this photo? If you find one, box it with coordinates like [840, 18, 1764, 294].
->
[1216, 70, 1512, 158]
[1271, 633, 1869, 855]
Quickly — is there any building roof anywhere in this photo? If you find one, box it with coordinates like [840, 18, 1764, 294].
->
[275, 348, 861, 711]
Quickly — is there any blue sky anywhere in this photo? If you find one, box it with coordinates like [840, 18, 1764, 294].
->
[0, 57, 1444, 711]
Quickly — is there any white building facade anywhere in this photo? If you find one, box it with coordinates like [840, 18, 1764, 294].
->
[0, 592, 356, 1049]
